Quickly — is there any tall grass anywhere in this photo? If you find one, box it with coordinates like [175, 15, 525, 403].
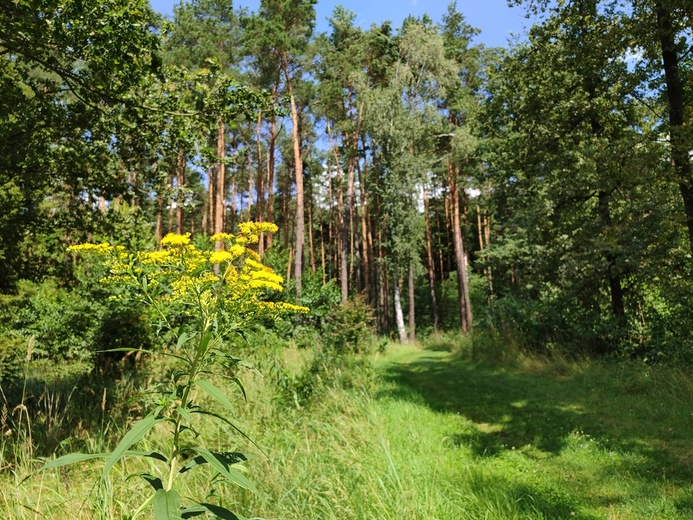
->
[2, 334, 693, 519]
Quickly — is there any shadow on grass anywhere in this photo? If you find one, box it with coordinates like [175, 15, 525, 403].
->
[378, 351, 693, 487]
[1, 364, 145, 460]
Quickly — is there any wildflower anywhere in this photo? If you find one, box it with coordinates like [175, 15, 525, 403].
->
[67, 242, 112, 254]
[161, 233, 191, 247]
[209, 251, 234, 264]
[140, 250, 171, 265]
[210, 232, 234, 242]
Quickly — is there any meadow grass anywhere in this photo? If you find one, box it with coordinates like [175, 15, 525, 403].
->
[1, 336, 693, 519]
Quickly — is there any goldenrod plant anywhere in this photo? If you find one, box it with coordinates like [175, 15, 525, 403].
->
[44, 223, 307, 520]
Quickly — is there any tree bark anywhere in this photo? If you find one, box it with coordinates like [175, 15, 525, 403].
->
[328, 121, 349, 302]
[214, 118, 226, 252]
[266, 103, 277, 249]
[424, 189, 439, 334]
[281, 56, 304, 298]
[175, 150, 185, 234]
[394, 275, 407, 343]
[655, 1, 693, 256]
[450, 163, 472, 332]
[408, 264, 416, 344]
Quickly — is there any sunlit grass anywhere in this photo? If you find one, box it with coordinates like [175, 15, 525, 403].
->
[2, 337, 693, 519]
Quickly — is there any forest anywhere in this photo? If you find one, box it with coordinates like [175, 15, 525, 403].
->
[1, 0, 693, 519]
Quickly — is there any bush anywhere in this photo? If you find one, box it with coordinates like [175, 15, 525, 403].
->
[0, 335, 24, 383]
[323, 295, 376, 353]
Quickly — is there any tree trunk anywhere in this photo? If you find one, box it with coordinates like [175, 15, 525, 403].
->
[655, 1, 693, 256]
[214, 118, 226, 251]
[450, 163, 472, 332]
[266, 86, 278, 250]
[394, 275, 407, 343]
[282, 57, 304, 298]
[359, 159, 371, 304]
[175, 150, 185, 234]
[155, 192, 164, 245]
[598, 190, 626, 321]
[483, 202, 493, 297]
[308, 188, 316, 273]
[424, 189, 439, 334]
[256, 111, 265, 255]
[167, 174, 174, 235]
[206, 165, 215, 236]
[328, 121, 349, 303]
[319, 200, 326, 285]
[408, 263, 416, 344]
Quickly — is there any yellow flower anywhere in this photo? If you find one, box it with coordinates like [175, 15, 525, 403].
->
[161, 233, 191, 247]
[67, 242, 112, 253]
[140, 250, 171, 265]
[210, 232, 234, 242]
[229, 244, 245, 258]
[257, 301, 309, 313]
[209, 251, 234, 264]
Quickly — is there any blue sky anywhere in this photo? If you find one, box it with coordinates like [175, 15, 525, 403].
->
[149, 0, 530, 48]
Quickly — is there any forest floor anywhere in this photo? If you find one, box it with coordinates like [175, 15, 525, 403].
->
[2, 340, 693, 519]
[368, 343, 693, 519]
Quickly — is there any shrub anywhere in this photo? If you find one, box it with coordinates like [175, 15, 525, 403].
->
[0, 335, 24, 383]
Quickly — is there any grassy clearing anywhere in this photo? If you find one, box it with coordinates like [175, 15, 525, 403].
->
[2, 337, 693, 519]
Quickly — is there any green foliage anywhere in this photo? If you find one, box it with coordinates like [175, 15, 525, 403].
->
[46, 226, 305, 519]
[323, 295, 376, 353]
[0, 336, 24, 383]
[272, 345, 376, 409]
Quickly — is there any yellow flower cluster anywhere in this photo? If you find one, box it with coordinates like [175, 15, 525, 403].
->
[209, 232, 234, 242]
[209, 250, 234, 264]
[161, 233, 191, 247]
[257, 301, 309, 313]
[68, 223, 306, 330]
[68, 242, 113, 253]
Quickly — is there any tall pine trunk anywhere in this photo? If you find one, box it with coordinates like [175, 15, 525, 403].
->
[214, 118, 226, 252]
[175, 150, 185, 234]
[424, 189, 439, 334]
[408, 264, 416, 344]
[282, 57, 304, 299]
[450, 162, 472, 332]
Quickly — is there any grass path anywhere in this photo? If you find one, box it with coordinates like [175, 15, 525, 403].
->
[368, 344, 693, 519]
[3, 343, 693, 519]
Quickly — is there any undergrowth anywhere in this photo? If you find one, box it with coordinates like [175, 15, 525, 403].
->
[2, 332, 693, 519]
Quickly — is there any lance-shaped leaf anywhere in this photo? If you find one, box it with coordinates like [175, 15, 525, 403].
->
[181, 502, 245, 520]
[42, 452, 108, 470]
[189, 447, 256, 493]
[102, 414, 164, 480]
[179, 451, 247, 474]
[194, 379, 236, 415]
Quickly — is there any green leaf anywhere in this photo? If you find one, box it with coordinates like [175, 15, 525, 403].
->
[190, 410, 266, 457]
[125, 451, 168, 463]
[175, 405, 193, 424]
[198, 332, 214, 355]
[194, 379, 236, 415]
[42, 452, 108, 470]
[181, 502, 244, 520]
[137, 473, 163, 491]
[153, 488, 182, 520]
[190, 447, 256, 493]
[179, 452, 246, 474]
[102, 414, 163, 480]
[180, 504, 207, 518]
[176, 331, 196, 350]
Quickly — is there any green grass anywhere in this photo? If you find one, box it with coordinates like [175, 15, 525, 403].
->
[2, 338, 693, 519]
